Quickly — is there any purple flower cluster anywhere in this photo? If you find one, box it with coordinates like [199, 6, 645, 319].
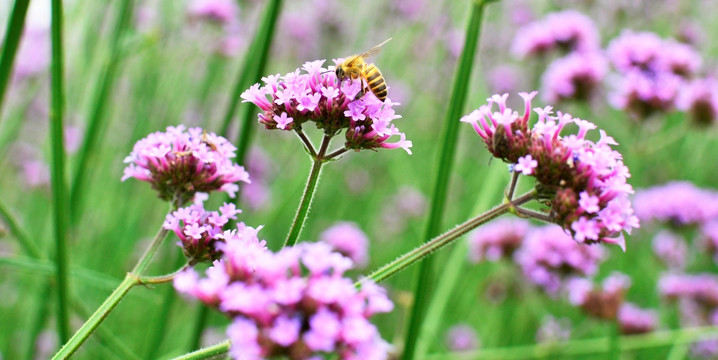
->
[187, 0, 238, 23]
[617, 303, 658, 335]
[633, 182, 718, 226]
[606, 30, 703, 119]
[511, 10, 599, 58]
[241, 60, 412, 154]
[514, 225, 604, 295]
[467, 218, 530, 263]
[567, 272, 631, 320]
[461, 92, 639, 248]
[652, 231, 687, 269]
[163, 203, 241, 262]
[444, 324, 480, 352]
[175, 231, 393, 359]
[678, 78, 718, 126]
[319, 222, 370, 268]
[541, 52, 607, 103]
[659, 273, 718, 307]
[122, 125, 250, 205]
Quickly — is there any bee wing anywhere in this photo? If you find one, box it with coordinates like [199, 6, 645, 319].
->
[357, 37, 392, 60]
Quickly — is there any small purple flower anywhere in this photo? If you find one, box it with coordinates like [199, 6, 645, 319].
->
[652, 231, 687, 269]
[319, 222, 370, 268]
[541, 52, 607, 103]
[242, 60, 411, 154]
[633, 182, 718, 226]
[618, 303, 658, 335]
[467, 218, 530, 263]
[514, 154, 537, 175]
[175, 232, 393, 359]
[444, 324, 480, 352]
[164, 203, 241, 262]
[511, 10, 599, 58]
[514, 225, 604, 295]
[461, 92, 639, 248]
[122, 125, 250, 205]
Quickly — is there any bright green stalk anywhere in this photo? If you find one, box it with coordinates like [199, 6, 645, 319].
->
[0, 199, 42, 258]
[403, 1, 495, 358]
[219, 0, 283, 140]
[414, 166, 505, 357]
[172, 340, 231, 360]
[283, 134, 331, 247]
[363, 191, 534, 285]
[69, 0, 134, 224]
[52, 226, 170, 359]
[50, 0, 71, 343]
[423, 326, 718, 359]
[0, 0, 30, 122]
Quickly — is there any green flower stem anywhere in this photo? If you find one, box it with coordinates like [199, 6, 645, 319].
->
[50, 0, 71, 343]
[0, 0, 30, 121]
[363, 191, 535, 285]
[69, 0, 134, 225]
[422, 326, 718, 359]
[295, 128, 317, 156]
[415, 166, 505, 357]
[283, 134, 331, 248]
[609, 320, 620, 360]
[403, 0, 496, 358]
[506, 171, 520, 200]
[172, 340, 231, 360]
[52, 225, 171, 359]
[0, 199, 42, 258]
[325, 147, 349, 160]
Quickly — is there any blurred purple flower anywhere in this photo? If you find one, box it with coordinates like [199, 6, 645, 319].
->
[187, 0, 238, 24]
[486, 65, 522, 94]
[240, 147, 274, 211]
[678, 77, 718, 126]
[541, 52, 607, 103]
[122, 125, 250, 205]
[567, 272, 630, 320]
[445, 324, 480, 352]
[462, 92, 639, 248]
[319, 221, 369, 268]
[514, 225, 604, 295]
[63, 125, 82, 154]
[14, 23, 50, 81]
[242, 60, 412, 154]
[511, 10, 599, 58]
[21, 159, 50, 189]
[633, 182, 718, 226]
[467, 218, 530, 263]
[175, 235, 393, 359]
[618, 303, 658, 335]
[652, 231, 687, 269]
[659, 273, 718, 307]
[702, 221, 718, 264]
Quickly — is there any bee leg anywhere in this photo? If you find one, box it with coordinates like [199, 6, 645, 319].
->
[354, 79, 367, 101]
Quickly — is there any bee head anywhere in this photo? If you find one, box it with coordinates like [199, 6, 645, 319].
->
[335, 67, 344, 80]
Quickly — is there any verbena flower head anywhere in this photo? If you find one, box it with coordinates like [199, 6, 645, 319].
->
[633, 182, 718, 226]
[175, 232, 393, 359]
[511, 10, 599, 58]
[652, 230, 687, 269]
[567, 272, 631, 320]
[514, 225, 604, 295]
[461, 92, 639, 248]
[467, 218, 530, 263]
[444, 324, 480, 352]
[541, 52, 607, 103]
[241, 60, 412, 154]
[617, 303, 657, 335]
[187, 0, 238, 23]
[659, 273, 718, 308]
[702, 221, 718, 264]
[678, 77, 718, 126]
[122, 125, 250, 206]
[319, 221, 369, 268]
[163, 203, 241, 262]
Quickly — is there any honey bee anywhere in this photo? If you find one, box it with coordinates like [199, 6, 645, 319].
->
[335, 38, 392, 101]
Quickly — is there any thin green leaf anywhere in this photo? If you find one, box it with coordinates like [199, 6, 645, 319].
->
[0, 0, 31, 122]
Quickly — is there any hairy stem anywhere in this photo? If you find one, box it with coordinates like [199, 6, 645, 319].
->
[172, 340, 231, 360]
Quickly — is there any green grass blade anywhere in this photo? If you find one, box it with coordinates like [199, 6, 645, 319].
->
[69, 0, 134, 224]
[0, 0, 31, 121]
[0, 199, 42, 258]
[403, 1, 496, 359]
[49, 0, 71, 343]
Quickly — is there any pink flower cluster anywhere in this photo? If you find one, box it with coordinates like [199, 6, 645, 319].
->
[444, 324, 480, 352]
[319, 222, 370, 268]
[567, 272, 631, 320]
[187, 0, 238, 23]
[511, 10, 599, 58]
[467, 218, 530, 263]
[163, 203, 241, 262]
[678, 78, 718, 126]
[651, 231, 688, 269]
[461, 92, 639, 248]
[541, 52, 607, 103]
[514, 225, 604, 295]
[174, 230, 393, 360]
[617, 303, 658, 335]
[659, 273, 718, 307]
[241, 60, 412, 154]
[122, 125, 250, 205]
[634, 182, 718, 226]
[606, 30, 703, 119]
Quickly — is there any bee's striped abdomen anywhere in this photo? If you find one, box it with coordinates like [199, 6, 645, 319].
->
[364, 63, 387, 101]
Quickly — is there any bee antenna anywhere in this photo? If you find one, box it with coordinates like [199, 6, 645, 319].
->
[320, 70, 333, 74]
